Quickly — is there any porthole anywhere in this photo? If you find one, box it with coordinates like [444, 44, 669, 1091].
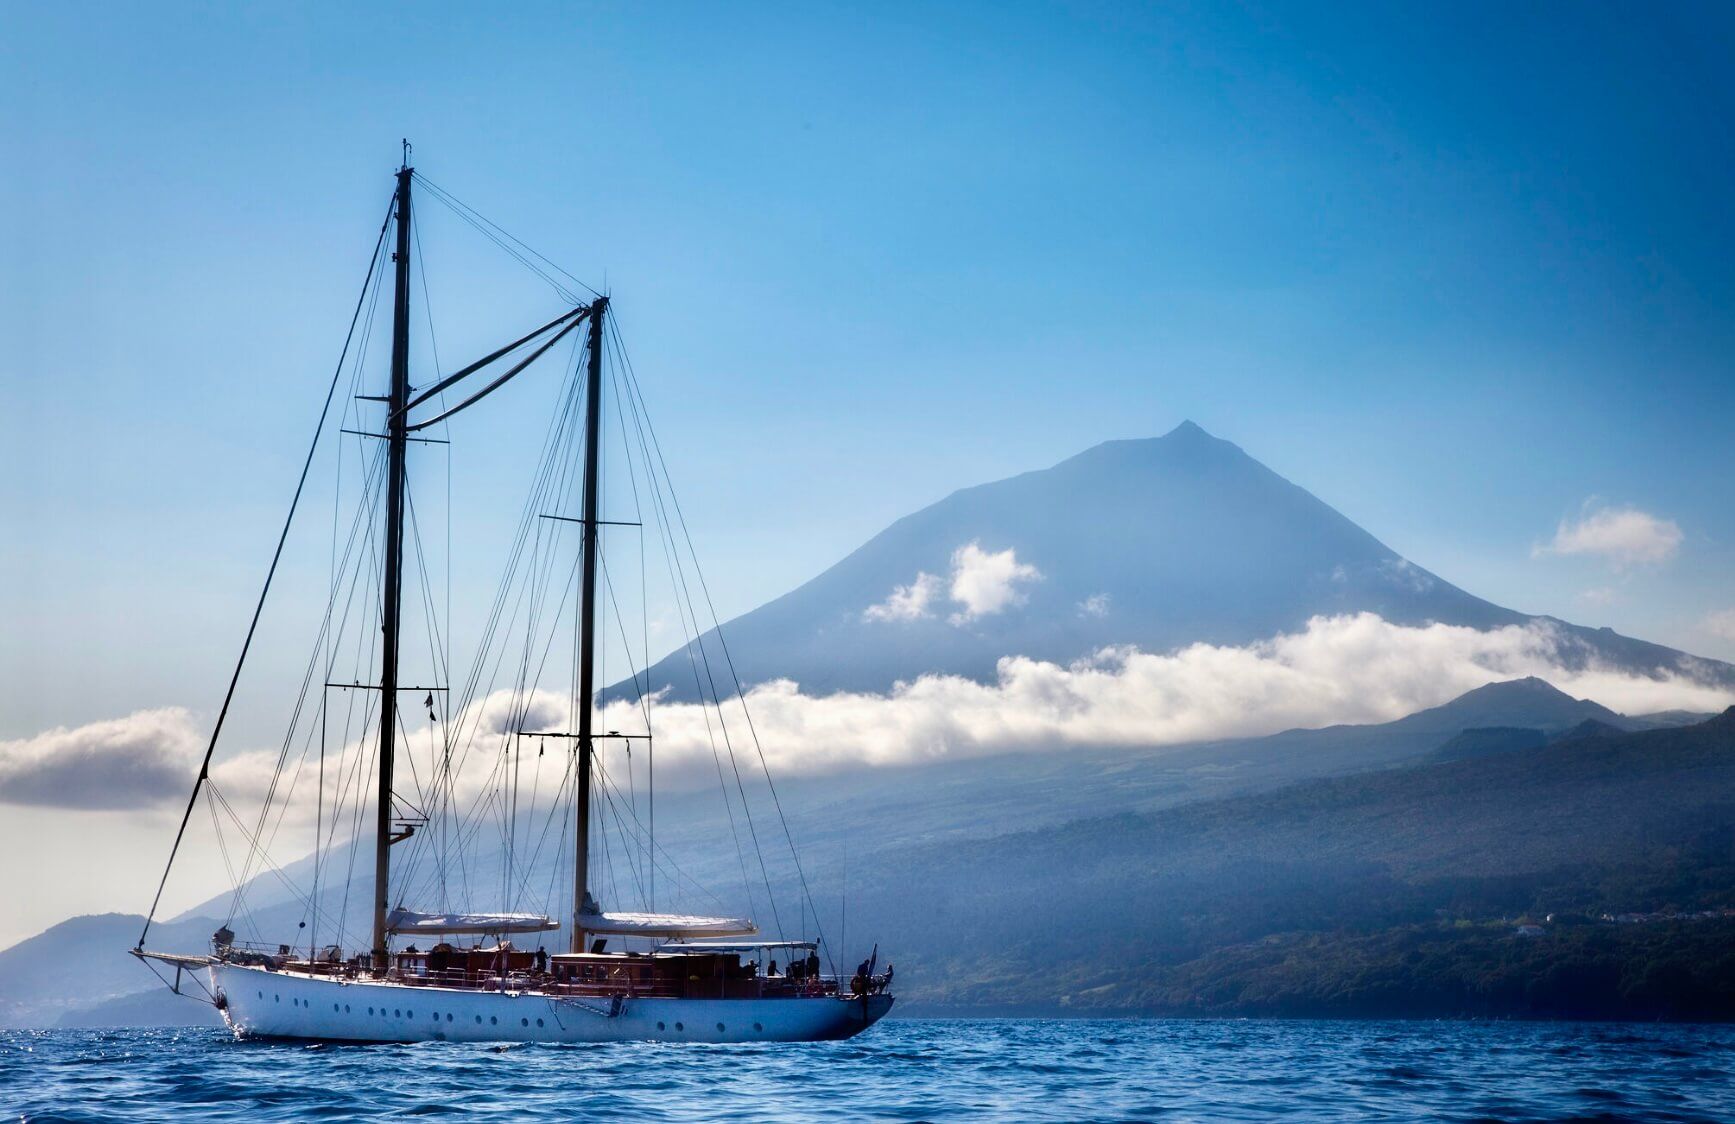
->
[675, 1022, 684, 1032]
[754, 1023, 763, 1032]
[446, 1014, 454, 1022]
[368, 1007, 374, 1015]
[475, 1015, 482, 1024]
[345, 1004, 351, 1013]
[431, 1012, 438, 1020]
[521, 1018, 529, 1027]
[407, 1010, 414, 1018]
[717, 1022, 725, 1032]
[657, 1021, 665, 1031]
[333, 1004, 340, 1013]
[394, 1009, 401, 1017]
[257, 991, 263, 999]
[490, 1016, 498, 1025]
[274, 995, 280, 1003]
[536, 1019, 544, 1028]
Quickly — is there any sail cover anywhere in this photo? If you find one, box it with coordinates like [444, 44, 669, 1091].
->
[386, 909, 559, 935]
[579, 910, 757, 938]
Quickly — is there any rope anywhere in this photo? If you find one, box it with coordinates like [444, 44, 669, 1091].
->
[136, 196, 394, 951]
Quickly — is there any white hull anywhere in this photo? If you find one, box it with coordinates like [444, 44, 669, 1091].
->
[211, 963, 892, 1044]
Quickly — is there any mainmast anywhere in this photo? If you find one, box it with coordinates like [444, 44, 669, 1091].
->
[372, 159, 414, 970]
[571, 295, 607, 953]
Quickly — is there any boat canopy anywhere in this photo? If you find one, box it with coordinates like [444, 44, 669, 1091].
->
[385, 909, 559, 936]
[579, 910, 757, 938]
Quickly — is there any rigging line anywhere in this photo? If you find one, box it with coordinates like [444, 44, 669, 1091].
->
[602, 359, 656, 903]
[416, 183, 584, 305]
[414, 174, 601, 299]
[615, 353, 761, 925]
[605, 324, 783, 939]
[436, 349, 587, 827]
[440, 335, 583, 761]
[227, 440, 388, 912]
[222, 275, 389, 937]
[414, 177, 579, 299]
[136, 196, 393, 952]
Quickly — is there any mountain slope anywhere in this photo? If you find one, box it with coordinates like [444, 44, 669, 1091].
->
[843, 709, 1735, 1014]
[621, 423, 1726, 700]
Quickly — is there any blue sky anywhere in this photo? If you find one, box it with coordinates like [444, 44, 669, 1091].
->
[4, 0, 1735, 753]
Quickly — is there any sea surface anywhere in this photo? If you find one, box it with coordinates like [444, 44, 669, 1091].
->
[4, 1019, 1733, 1122]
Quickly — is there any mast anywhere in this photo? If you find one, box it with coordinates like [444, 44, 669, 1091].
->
[571, 295, 607, 953]
[372, 159, 414, 970]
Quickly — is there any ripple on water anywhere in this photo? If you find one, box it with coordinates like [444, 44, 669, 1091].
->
[6, 1021, 1735, 1123]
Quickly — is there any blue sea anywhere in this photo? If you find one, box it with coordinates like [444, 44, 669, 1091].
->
[4, 1019, 1733, 1122]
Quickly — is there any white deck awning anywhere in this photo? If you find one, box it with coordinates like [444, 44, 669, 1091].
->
[385, 909, 560, 936]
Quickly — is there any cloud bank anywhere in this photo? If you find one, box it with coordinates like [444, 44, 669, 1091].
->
[601, 613, 1734, 784]
[1538, 503, 1683, 569]
[12, 614, 1732, 812]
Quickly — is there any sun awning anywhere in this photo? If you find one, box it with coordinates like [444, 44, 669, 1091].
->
[385, 909, 560, 936]
[577, 910, 757, 938]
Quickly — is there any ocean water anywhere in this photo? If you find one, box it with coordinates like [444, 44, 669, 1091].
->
[4, 1019, 1733, 1122]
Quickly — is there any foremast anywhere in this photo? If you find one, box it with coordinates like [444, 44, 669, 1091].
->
[572, 295, 607, 953]
[372, 160, 414, 970]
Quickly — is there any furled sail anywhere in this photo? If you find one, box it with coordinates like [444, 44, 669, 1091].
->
[579, 909, 757, 938]
[385, 909, 559, 935]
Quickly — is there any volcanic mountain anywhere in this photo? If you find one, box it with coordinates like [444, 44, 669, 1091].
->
[621, 422, 1722, 700]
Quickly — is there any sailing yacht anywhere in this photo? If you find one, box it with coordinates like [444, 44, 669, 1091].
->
[132, 152, 894, 1043]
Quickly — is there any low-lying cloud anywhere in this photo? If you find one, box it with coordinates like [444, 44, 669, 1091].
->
[1537, 502, 1683, 569]
[12, 614, 1732, 812]
[0, 707, 204, 810]
[603, 613, 1735, 784]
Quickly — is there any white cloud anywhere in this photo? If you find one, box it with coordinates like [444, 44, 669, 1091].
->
[1704, 609, 1735, 642]
[1536, 503, 1683, 569]
[0, 707, 204, 809]
[863, 542, 1042, 626]
[1078, 593, 1111, 619]
[603, 613, 1735, 785]
[19, 614, 1729, 814]
[1578, 586, 1617, 607]
[946, 542, 1042, 624]
[863, 572, 943, 622]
